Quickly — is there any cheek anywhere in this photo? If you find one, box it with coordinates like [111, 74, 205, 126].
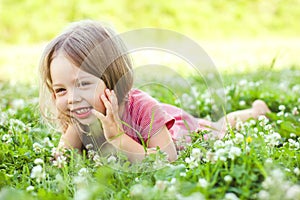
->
[55, 97, 67, 111]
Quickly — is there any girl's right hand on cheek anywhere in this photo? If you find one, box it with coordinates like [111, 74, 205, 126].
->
[92, 89, 124, 141]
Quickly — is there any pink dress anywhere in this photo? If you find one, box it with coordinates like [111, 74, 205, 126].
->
[121, 89, 212, 149]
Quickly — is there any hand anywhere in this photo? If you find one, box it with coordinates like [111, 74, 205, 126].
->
[92, 89, 124, 142]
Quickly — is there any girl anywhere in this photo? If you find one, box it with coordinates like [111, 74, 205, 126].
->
[39, 20, 270, 162]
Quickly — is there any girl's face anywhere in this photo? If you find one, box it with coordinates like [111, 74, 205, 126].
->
[50, 53, 107, 125]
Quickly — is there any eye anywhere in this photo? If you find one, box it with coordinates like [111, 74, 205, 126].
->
[79, 81, 91, 87]
[54, 88, 66, 96]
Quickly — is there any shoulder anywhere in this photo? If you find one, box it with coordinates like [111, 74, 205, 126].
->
[127, 88, 159, 109]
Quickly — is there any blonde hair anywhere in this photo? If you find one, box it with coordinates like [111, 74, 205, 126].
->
[39, 20, 133, 132]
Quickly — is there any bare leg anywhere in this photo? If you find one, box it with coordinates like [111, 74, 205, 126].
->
[210, 100, 270, 138]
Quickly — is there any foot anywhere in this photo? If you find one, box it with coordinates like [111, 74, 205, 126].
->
[252, 100, 271, 116]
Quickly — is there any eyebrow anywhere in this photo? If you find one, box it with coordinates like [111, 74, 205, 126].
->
[52, 76, 92, 87]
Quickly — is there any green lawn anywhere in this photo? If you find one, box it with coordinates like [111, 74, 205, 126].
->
[0, 68, 299, 199]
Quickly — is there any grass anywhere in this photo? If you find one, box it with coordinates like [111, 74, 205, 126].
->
[0, 68, 299, 199]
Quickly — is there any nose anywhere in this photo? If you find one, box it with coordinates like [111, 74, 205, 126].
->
[67, 90, 82, 104]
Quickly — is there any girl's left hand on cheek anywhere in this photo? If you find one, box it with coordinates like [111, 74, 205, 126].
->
[92, 89, 124, 141]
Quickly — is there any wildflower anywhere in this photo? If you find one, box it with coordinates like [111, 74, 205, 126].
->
[214, 140, 225, 150]
[78, 168, 89, 177]
[264, 124, 272, 131]
[288, 139, 300, 150]
[85, 143, 93, 150]
[180, 172, 187, 177]
[52, 155, 67, 168]
[155, 180, 167, 190]
[292, 107, 299, 115]
[290, 133, 296, 138]
[239, 100, 246, 106]
[264, 132, 281, 147]
[107, 155, 117, 163]
[233, 133, 244, 144]
[257, 190, 270, 199]
[224, 193, 239, 200]
[215, 148, 227, 161]
[42, 137, 54, 148]
[198, 178, 208, 188]
[33, 142, 43, 153]
[258, 115, 269, 126]
[246, 136, 252, 143]
[34, 158, 44, 165]
[278, 105, 286, 111]
[2, 134, 12, 143]
[30, 165, 45, 182]
[294, 167, 300, 176]
[205, 151, 217, 163]
[228, 146, 242, 160]
[224, 175, 233, 183]
[26, 186, 34, 192]
[191, 148, 202, 160]
[10, 98, 25, 110]
[285, 185, 300, 200]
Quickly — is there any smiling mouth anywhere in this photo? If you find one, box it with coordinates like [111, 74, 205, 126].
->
[72, 107, 93, 119]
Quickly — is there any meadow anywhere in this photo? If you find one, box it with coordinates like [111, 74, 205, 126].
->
[1, 0, 300, 199]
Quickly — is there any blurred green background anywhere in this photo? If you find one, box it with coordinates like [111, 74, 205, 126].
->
[0, 0, 300, 83]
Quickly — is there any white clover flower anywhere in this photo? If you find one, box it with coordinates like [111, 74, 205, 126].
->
[265, 158, 273, 165]
[170, 178, 176, 185]
[73, 176, 88, 189]
[224, 192, 239, 200]
[107, 155, 117, 163]
[0, 112, 8, 126]
[290, 133, 297, 138]
[258, 115, 269, 126]
[239, 100, 246, 106]
[33, 142, 43, 153]
[264, 132, 281, 147]
[191, 148, 202, 160]
[93, 154, 103, 167]
[78, 168, 89, 177]
[85, 143, 94, 150]
[233, 133, 244, 144]
[215, 148, 227, 161]
[292, 107, 299, 115]
[42, 137, 54, 148]
[228, 146, 241, 160]
[34, 158, 44, 165]
[11, 99, 25, 110]
[130, 184, 145, 197]
[214, 140, 225, 150]
[2, 134, 12, 143]
[30, 165, 45, 182]
[74, 188, 91, 200]
[180, 172, 187, 177]
[264, 124, 273, 131]
[198, 178, 208, 188]
[277, 111, 284, 117]
[288, 139, 300, 150]
[294, 167, 300, 176]
[26, 185, 34, 192]
[224, 175, 233, 183]
[257, 190, 270, 199]
[285, 185, 300, 200]
[155, 180, 167, 190]
[205, 151, 217, 163]
[52, 155, 67, 168]
[278, 105, 286, 111]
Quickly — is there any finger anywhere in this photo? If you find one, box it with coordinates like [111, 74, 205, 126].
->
[105, 89, 112, 101]
[110, 90, 119, 114]
[91, 109, 105, 120]
[101, 94, 113, 111]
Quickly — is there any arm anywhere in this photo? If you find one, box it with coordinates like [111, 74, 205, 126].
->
[110, 126, 177, 162]
[92, 89, 177, 162]
[58, 125, 82, 150]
